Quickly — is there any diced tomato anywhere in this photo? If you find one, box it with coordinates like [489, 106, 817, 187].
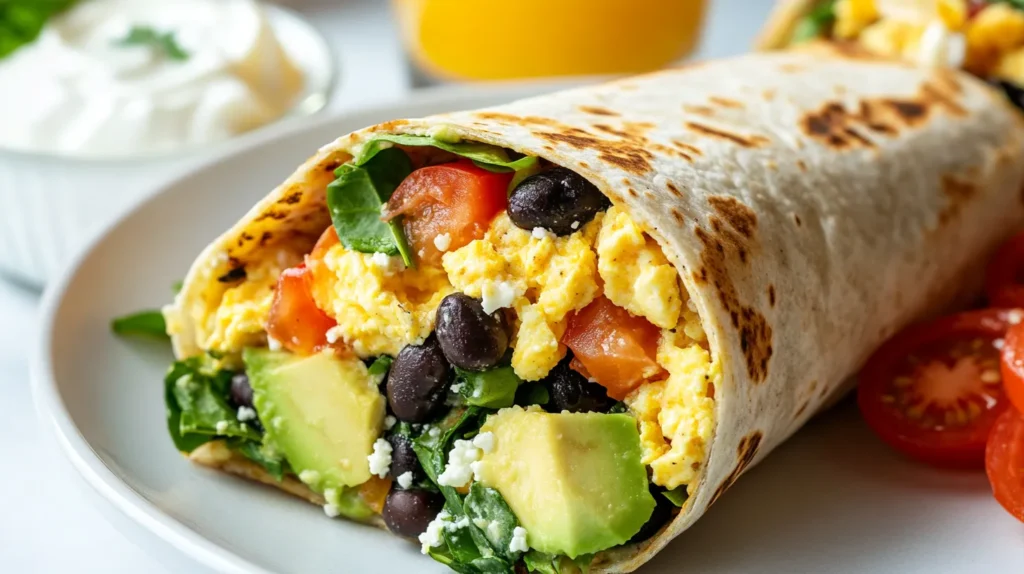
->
[1000, 319, 1024, 414]
[266, 261, 337, 356]
[986, 407, 1024, 522]
[562, 296, 664, 400]
[985, 231, 1024, 307]
[857, 309, 1013, 468]
[358, 476, 393, 515]
[384, 159, 512, 265]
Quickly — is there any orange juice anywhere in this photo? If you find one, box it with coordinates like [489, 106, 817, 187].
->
[392, 0, 707, 81]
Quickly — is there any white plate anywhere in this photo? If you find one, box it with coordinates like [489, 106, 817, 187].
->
[33, 85, 1024, 574]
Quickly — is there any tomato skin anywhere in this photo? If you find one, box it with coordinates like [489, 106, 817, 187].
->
[385, 160, 512, 265]
[562, 296, 664, 400]
[1000, 320, 1024, 415]
[265, 262, 337, 356]
[985, 232, 1024, 307]
[857, 309, 1012, 468]
[986, 407, 1024, 522]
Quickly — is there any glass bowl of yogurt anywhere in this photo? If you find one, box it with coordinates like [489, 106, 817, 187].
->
[0, 0, 334, 285]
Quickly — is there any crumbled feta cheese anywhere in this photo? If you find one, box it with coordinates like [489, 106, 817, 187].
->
[298, 470, 321, 486]
[369, 252, 404, 275]
[419, 510, 451, 553]
[481, 280, 518, 314]
[450, 382, 464, 394]
[472, 431, 495, 453]
[446, 516, 470, 531]
[917, 21, 965, 68]
[237, 406, 257, 422]
[433, 233, 452, 252]
[531, 227, 555, 240]
[469, 460, 484, 481]
[323, 487, 338, 505]
[437, 439, 481, 487]
[570, 220, 580, 230]
[1010, 310, 1024, 325]
[994, 338, 1006, 350]
[509, 526, 529, 553]
[325, 325, 344, 344]
[384, 415, 397, 430]
[367, 438, 393, 479]
[429, 426, 441, 438]
[215, 421, 230, 434]
[323, 503, 340, 518]
[397, 471, 414, 489]
[267, 335, 282, 351]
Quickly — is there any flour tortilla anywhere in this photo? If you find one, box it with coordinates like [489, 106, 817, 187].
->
[167, 48, 1024, 572]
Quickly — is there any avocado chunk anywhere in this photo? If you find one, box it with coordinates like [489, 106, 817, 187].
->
[243, 349, 385, 496]
[474, 406, 655, 558]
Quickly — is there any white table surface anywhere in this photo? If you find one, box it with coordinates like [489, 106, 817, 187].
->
[2, 0, 770, 571]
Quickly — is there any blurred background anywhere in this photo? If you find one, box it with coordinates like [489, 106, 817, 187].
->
[0, 0, 770, 571]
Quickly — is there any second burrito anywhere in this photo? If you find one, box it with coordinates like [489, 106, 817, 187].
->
[163, 48, 1024, 573]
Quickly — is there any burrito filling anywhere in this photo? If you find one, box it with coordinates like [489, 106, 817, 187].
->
[789, 0, 1024, 106]
[165, 137, 719, 572]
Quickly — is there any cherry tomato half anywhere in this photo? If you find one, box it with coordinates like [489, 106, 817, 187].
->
[385, 159, 512, 265]
[999, 318, 1024, 415]
[266, 261, 337, 356]
[986, 407, 1024, 522]
[985, 231, 1024, 307]
[562, 296, 664, 400]
[857, 309, 1012, 468]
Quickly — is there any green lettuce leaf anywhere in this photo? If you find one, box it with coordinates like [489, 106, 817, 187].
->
[326, 146, 415, 267]
[356, 134, 538, 174]
[228, 438, 288, 482]
[111, 309, 167, 339]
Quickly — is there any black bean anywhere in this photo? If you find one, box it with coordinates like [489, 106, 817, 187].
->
[629, 487, 676, 544]
[387, 335, 450, 423]
[230, 373, 255, 409]
[388, 433, 422, 485]
[546, 354, 615, 413]
[508, 167, 611, 235]
[435, 293, 509, 371]
[383, 488, 445, 539]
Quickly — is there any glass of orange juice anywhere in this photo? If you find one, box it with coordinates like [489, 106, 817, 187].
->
[391, 0, 707, 81]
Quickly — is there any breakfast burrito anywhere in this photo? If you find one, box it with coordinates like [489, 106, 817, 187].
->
[759, 0, 1024, 106]
[163, 48, 1024, 572]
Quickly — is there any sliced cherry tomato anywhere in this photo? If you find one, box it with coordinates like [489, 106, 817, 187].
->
[562, 296, 664, 400]
[985, 231, 1024, 307]
[1000, 318, 1024, 415]
[384, 159, 512, 265]
[857, 309, 1012, 468]
[358, 476, 393, 515]
[266, 261, 337, 356]
[986, 407, 1024, 522]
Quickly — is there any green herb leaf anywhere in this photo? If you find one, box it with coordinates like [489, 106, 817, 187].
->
[167, 357, 261, 445]
[326, 147, 415, 267]
[454, 363, 522, 409]
[116, 25, 189, 61]
[357, 134, 538, 174]
[661, 486, 688, 507]
[464, 483, 522, 560]
[229, 438, 288, 482]
[514, 382, 550, 407]
[111, 309, 167, 338]
[790, 0, 836, 44]
[164, 359, 212, 452]
[0, 0, 78, 60]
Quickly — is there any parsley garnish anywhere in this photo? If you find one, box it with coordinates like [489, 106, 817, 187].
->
[116, 25, 189, 61]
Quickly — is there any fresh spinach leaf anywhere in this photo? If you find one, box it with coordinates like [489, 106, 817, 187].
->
[167, 357, 261, 447]
[413, 406, 485, 506]
[0, 0, 78, 59]
[662, 486, 688, 507]
[116, 25, 189, 61]
[367, 355, 393, 379]
[524, 552, 593, 574]
[326, 147, 415, 267]
[357, 134, 538, 173]
[464, 483, 522, 560]
[229, 438, 288, 482]
[164, 359, 211, 452]
[514, 382, 550, 407]
[111, 309, 167, 338]
[790, 0, 836, 43]
[454, 363, 522, 409]
[608, 401, 629, 414]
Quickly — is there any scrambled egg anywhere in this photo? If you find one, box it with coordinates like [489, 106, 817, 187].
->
[597, 206, 682, 330]
[442, 214, 601, 380]
[627, 329, 719, 492]
[203, 249, 301, 353]
[834, 0, 1024, 83]
[311, 244, 451, 357]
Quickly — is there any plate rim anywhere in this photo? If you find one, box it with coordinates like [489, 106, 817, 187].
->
[29, 80, 592, 574]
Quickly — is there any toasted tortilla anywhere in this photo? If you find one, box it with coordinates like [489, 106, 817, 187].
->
[166, 48, 1024, 572]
